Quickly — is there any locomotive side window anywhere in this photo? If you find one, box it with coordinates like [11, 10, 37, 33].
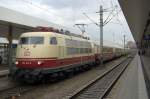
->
[20, 38, 28, 44]
[65, 38, 92, 55]
[50, 37, 57, 45]
[19, 37, 44, 44]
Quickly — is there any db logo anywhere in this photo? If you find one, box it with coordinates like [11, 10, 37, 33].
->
[24, 51, 30, 56]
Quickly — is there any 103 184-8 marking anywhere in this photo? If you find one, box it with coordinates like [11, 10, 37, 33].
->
[24, 51, 30, 56]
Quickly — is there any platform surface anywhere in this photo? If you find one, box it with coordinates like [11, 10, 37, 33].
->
[0, 65, 9, 76]
[141, 56, 150, 81]
[141, 55, 150, 98]
[0, 65, 8, 70]
[106, 54, 148, 99]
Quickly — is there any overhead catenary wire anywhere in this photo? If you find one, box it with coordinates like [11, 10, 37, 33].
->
[114, 9, 133, 43]
[22, 0, 123, 32]
[116, 14, 128, 34]
[83, 13, 99, 26]
[113, 3, 129, 34]
[103, 6, 117, 24]
[81, 0, 128, 49]
[103, 9, 121, 26]
[109, 0, 131, 42]
[20, 0, 81, 33]
[83, 5, 121, 27]
[95, 0, 131, 46]
[23, 0, 130, 44]
[21, 0, 66, 21]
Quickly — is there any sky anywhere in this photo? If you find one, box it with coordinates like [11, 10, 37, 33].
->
[0, 0, 134, 47]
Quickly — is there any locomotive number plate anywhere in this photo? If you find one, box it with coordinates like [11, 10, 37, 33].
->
[24, 51, 30, 56]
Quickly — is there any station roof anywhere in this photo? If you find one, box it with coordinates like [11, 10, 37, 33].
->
[0, 6, 67, 39]
[118, 0, 150, 43]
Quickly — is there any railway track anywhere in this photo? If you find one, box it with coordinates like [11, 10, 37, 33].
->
[0, 70, 9, 78]
[68, 56, 133, 99]
[0, 83, 37, 99]
[0, 56, 132, 99]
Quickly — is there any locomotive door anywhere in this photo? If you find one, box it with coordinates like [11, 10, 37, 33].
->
[58, 37, 64, 58]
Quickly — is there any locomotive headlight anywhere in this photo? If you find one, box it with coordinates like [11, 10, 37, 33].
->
[37, 61, 42, 65]
[15, 61, 18, 65]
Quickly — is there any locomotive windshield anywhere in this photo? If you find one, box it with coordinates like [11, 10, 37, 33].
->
[19, 37, 44, 44]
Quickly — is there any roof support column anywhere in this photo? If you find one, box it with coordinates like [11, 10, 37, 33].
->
[8, 24, 13, 75]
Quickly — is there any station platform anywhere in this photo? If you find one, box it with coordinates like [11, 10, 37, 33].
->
[0, 65, 8, 70]
[0, 65, 9, 77]
[106, 54, 148, 99]
[141, 55, 150, 98]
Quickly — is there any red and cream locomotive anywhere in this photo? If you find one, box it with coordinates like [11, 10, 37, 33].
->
[14, 27, 124, 83]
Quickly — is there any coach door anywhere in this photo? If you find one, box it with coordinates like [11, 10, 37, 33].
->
[58, 37, 64, 58]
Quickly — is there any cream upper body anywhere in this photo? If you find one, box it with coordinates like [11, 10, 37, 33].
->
[16, 32, 94, 59]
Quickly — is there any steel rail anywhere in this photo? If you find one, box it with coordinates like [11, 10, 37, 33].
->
[69, 56, 133, 99]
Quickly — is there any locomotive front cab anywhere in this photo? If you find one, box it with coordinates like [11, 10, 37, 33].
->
[18, 36, 44, 56]
[16, 32, 59, 69]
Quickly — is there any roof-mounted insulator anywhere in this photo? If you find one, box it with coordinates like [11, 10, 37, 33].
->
[34, 26, 56, 32]
[33, 26, 90, 40]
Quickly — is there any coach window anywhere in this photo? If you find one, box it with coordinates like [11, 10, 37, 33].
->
[50, 37, 57, 45]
